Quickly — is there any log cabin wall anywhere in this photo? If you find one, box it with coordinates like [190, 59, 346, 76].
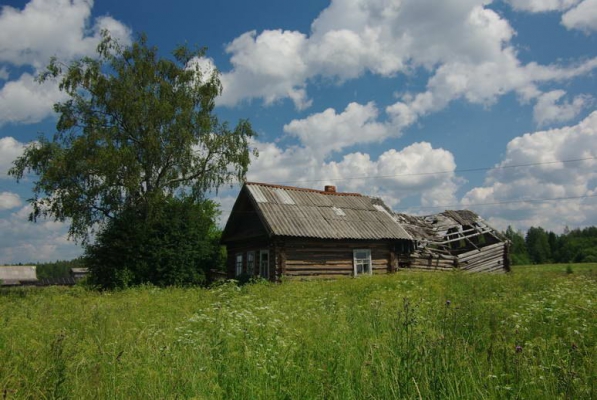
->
[226, 238, 275, 280]
[282, 239, 399, 279]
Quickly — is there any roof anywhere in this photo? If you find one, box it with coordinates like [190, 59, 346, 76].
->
[224, 182, 413, 241]
[0, 266, 38, 285]
[394, 209, 507, 244]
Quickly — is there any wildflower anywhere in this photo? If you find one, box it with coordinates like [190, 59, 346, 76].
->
[515, 345, 523, 353]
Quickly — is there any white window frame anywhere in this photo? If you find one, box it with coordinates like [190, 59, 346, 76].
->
[259, 250, 270, 279]
[235, 253, 243, 277]
[353, 249, 372, 276]
[247, 251, 255, 276]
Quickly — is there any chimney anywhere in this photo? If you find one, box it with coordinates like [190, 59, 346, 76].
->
[324, 185, 336, 193]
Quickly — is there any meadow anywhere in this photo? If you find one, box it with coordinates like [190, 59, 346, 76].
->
[1, 264, 596, 399]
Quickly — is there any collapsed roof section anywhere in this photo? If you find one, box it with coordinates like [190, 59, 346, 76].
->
[394, 210, 511, 273]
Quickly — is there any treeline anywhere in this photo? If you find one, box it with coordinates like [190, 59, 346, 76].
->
[504, 225, 597, 265]
[35, 258, 86, 279]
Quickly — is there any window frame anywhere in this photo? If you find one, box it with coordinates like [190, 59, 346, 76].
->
[235, 253, 243, 277]
[353, 249, 372, 276]
[259, 250, 270, 279]
[247, 251, 255, 276]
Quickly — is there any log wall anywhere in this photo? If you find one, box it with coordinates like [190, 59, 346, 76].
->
[225, 237, 275, 280]
[283, 239, 394, 278]
[400, 242, 510, 273]
[457, 242, 510, 273]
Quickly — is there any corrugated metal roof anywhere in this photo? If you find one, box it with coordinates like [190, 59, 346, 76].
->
[245, 183, 412, 240]
[0, 266, 38, 285]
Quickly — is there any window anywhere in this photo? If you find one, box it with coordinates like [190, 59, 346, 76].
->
[353, 249, 372, 276]
[235, 253, 243, 276]
[259, 250, 270, 279]
[247, 251, 255, 275]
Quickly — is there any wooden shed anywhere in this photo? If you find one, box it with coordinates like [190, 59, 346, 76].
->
[0, 266, 38, 286]
[221, 182, 415, 280]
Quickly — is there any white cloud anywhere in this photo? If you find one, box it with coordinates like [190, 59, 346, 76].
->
[0, 0, 131, 126]
[0, 0, 131, 68]
[0, 192, 21, 210]
[462, 111, 597, 232]
[245, 139, 461, 210]
[562, 0, 597, 31]
[0, 204, 82, 264]
[0, 136, 25, 178]
[533, 90, 591, 126]
[218, 29, 311, 109]
[505, 0, 581, 12]
[0, 73, 66, 126]
[186, 56, 218, 85]
[506, 0, 597, 33]
[217, 0, 597, 130]
[283, 102, 393, 159]
[387, 54, 597, 130]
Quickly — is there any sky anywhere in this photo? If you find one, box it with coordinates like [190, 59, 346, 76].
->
[1, 0, 597, 263]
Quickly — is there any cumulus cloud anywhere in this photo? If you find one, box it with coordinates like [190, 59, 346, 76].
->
[0, 0, 131, 126]
[0, 73, 66, 126]
[0, 136, 25, 178]
[244, 139, 461, 210]
[562, 0, 597, 31]
[505, 0, 581, 12]
[217, 0, 597, 123]
[0, 205, 81, 263]
[387, 52, 597, 130]
[506, 0, 597, 33]
[533, 90, 591, 126]
[0, 192, 21, 210]
[0, 0, 131, 68]
[219, 29, 311, 109]
[283, 102, 393, 159]
[462, 111, 597, 232]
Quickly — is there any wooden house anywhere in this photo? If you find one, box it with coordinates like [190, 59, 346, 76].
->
[0, 266, 38, 286]
[394, 210, 511, 273]
[221, 182, 415, 280]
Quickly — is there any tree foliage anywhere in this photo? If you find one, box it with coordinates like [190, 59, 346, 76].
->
[504, 225, 597, 265]
[10, 32, 255, 242]
[85, 198, 223, 289]
[504, 225, 530, 265]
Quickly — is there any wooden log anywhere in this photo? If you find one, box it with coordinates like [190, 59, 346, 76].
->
[460, 251, 504, 266]
[286, 264, 352, 270]
[285, 269, 352, 276]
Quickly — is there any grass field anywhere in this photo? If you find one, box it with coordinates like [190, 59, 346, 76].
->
[1, 264, 596, 399]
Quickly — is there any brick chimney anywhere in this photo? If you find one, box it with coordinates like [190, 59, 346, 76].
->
[324, 185, 336, 193]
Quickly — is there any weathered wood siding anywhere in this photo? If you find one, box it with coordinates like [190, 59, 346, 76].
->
[225, 238, 274, 280]
[400, 242, 510, 273]
[282, 239, 395, 278]
[457, 242, 510, 273]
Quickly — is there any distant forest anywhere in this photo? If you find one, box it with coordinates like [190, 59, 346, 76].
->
[504, 226, 597, 265]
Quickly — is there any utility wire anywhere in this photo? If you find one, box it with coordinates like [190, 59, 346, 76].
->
[392, 193, 597, 212]
[255, 156, 597, 185]
[218, 193, 597, 215]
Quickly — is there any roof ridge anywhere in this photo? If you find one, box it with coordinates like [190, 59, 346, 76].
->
[244, 181, 362, 197]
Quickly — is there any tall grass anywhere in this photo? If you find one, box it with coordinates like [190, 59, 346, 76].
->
[1, 264, 596, 399]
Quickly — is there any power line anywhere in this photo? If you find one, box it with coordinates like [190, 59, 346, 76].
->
[218, 193, 597, 215]
[257, 156, 597, 185]
[392, 193, 597, 212]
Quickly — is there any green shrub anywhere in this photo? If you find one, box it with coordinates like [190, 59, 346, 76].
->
[85, 198, 223, 289]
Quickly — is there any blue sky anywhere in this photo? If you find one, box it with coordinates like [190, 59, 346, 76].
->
[1, 0, 597, 263]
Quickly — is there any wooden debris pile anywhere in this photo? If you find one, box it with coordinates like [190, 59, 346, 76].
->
[394, 210, 510, 273]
